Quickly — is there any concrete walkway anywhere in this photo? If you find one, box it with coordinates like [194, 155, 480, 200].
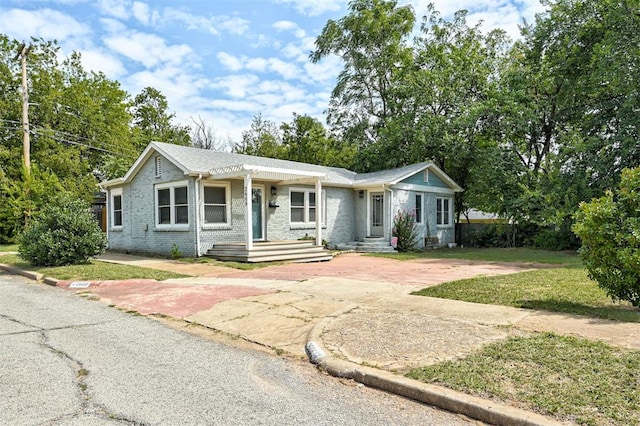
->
[4, 251, 639, 425]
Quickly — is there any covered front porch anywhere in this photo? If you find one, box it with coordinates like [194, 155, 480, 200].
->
[201, 164, 332, 263]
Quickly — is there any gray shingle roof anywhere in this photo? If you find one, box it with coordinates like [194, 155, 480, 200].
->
[104, 142, 460, 191]
[153, 142, 357, 185]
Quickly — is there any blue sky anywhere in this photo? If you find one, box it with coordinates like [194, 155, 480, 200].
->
[0, 0, 544, 144]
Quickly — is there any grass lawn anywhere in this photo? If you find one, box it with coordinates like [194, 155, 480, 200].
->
[407, 333, 640, 426]
[412, 267, 640, 322]
[0, 254, 187, 281]
[369, 247, 581, 265]
[0, 244, 18, 252]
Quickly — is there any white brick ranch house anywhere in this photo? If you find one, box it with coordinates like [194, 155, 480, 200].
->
[100, 142, 462, 262]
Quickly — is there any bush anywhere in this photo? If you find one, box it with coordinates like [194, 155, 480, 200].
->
[18, 197, 107, 266]
[573, 167, 640, 307]
[392, 209, 418, 252]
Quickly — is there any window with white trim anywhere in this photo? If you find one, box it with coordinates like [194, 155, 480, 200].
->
[202, 183, 230, 226]
[156, 181, 189, 227]
[436, 197, 451, 226]
[415, 193, 423, 224]
[423, 169, 429, 183]
[111, 188, 123, 228]
[290, 188, 326, 225]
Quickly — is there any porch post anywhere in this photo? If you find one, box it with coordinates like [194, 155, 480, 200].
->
[244, 173, 253, 251]
[315, 179, 322, 246]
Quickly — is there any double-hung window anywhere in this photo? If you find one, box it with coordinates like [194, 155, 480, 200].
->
[111, 188, 123, 228]
[415, 194, 423, 224]
[290, 188, 325, 225]
[156, 181, 189, 227]
[202, 183, 230, 226]
[436, 197, 451, 226]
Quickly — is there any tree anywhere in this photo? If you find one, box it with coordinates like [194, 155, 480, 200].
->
[0, 35, 132, 240]
[233, 114, 284, 158]
[280, 113, 355, 168]
[131, 87, 191, 149]
[190, 115, 229, 151]
[573, 167, 640, 307]
[310, 0, 415, 155]
[492, 0, 640, 248]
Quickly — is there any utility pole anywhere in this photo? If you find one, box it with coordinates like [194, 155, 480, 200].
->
[14, 42, 32, 174]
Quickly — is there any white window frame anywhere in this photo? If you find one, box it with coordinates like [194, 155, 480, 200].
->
[289, 188, 326, 226]
[155, 180, 189, 229]
[436, 197, 453, 227]
[201, 182, 231, 228]
[423, 169, 429, 183]
[415, 193, 423, 224]
[110, 188, 123, 229]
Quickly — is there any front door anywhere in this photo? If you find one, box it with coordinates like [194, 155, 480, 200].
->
[370, 192, 384, 236]
[252, 187, 264, 241]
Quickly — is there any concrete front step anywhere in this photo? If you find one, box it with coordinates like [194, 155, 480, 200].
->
[205, 240, 332, 263]
[336, 239, 397, 253]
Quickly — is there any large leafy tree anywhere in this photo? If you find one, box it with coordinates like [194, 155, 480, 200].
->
[0, 36, 132, 241]
[130, 86, 191, 149]
[493, 0, 640, 248]
[310, 0, 415, 160]
[280, 113, 355, 168]
[233, 114, 283, 158]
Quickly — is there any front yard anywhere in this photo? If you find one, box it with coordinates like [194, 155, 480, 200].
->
[382, 248, 640, 425]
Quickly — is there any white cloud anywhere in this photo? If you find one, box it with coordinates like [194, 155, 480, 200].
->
[273, 20, 306, 38]
[161, 7, 220, 35]
[216, 53, 303, 80]
[158, 8, 250, 36]
[79, 49, 126, 77]
[210, 74, 260, 98]
[132, 1, 150, 25]
[273, 0, 342, 17]
[100, 17, 127, 33]
[0, 8, 89, 41]
[217, 16, 251, 35]
[104, 32, 192, 68]
[97, 0, 130, 20]
[217, 52, 244, 72]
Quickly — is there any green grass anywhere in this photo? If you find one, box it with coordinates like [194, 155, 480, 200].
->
[0, 244, 18, 252]
[413, 267, 640, 322]
[407, 333, 640, 425]
[0, 254, 187, 281]
[369, 247, 581, 265]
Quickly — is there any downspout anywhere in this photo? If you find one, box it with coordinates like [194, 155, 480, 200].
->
[103, 186, 110, 244]
[194, 174, 203, 257]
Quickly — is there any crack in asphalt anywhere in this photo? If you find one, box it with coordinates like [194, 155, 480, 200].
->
[1, 313, 143, 425]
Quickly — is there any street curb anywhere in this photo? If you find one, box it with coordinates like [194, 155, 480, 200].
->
[306, 309, 565, 426]
[0, 263, 59, 287]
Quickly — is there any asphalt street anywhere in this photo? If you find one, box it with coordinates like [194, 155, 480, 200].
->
[0, 272, 476, 426]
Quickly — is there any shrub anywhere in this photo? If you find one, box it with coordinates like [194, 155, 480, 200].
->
[392, 209, 418, 252]
[573, 167, 640, 307]
[18, 197, 107, 266]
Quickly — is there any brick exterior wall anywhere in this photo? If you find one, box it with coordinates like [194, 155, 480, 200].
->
[107, 155, 198, 257]
[107, 153, 456, 256]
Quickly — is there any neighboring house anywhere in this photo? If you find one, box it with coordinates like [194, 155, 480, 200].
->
[101, 142, 462, 261]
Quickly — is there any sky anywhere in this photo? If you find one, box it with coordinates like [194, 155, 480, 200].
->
[1, 0, 546, 145]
